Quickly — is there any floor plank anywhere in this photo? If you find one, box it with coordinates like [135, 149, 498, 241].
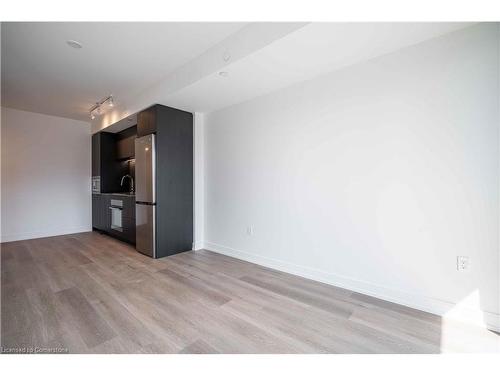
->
[55, 287, 117, 348]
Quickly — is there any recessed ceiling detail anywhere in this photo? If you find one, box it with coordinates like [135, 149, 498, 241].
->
[162, 22, 474, 114]
[66, 40, 83, 49]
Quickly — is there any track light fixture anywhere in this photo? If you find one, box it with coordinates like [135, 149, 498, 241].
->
[89, 95, 114, 120]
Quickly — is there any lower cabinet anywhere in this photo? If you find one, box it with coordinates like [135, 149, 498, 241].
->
[92, 194, 109, 231]
[93, 194, 135, 245]
[109, 216, 135, 244]
[122, 216, 136, 243]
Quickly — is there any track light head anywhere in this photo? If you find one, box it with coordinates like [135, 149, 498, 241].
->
[88, 95, 114, 120]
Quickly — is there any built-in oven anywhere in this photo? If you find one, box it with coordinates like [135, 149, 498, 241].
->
[109, 199, 123, 232]
[92, 176, 101, 193]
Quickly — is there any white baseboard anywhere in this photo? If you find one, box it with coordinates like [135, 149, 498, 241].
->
[192, 241, 205, 251]
[0, 226, 92, 243]
[204, 241, 500, 332]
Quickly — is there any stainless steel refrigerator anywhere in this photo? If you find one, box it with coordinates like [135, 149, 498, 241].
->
[135, 134, 156, 257]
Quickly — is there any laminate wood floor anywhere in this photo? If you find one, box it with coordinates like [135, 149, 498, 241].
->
[1, 232, 499, 353]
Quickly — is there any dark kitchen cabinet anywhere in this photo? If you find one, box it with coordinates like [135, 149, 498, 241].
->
[91, 194, 100, 229]
[137, 106, 157, 137]
[92, 194, 109, 231]
[91, 132, 126, 192]
[116, 126, 137, 160]
[155, 105, 193, 258]
[116, 137, 135, 160]
[121, 217, 136, 244]
[121, 196, 135, 217]
[91, 134, 100, 177]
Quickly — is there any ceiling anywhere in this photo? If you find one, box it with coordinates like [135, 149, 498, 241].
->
[165, 22, 473, 112]
[1, 22, 473, 125]
[1, 22, 245, 120]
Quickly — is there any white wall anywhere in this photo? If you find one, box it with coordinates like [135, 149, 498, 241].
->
[1, 107, 91, 242]
[193, 112, 205, 250]
[204, 24, 500, 329]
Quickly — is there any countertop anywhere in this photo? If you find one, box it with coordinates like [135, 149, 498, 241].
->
[94, 192, 135, 197]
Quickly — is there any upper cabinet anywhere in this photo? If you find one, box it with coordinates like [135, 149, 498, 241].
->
[137, 106, 157, 137]
[117, 137, 135, 160]
[91, 132, 101, 177]
[91, 132, 126, 192]
[92, 132, 116, 177]
[116, 126, 137, 160]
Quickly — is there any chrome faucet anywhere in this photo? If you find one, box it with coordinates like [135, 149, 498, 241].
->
[120, 174, 134, 193]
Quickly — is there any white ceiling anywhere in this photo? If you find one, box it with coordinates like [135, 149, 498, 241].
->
[1, 22, 245, 120]
[165, 23, 473, 112]
[1, 22, 474, 125]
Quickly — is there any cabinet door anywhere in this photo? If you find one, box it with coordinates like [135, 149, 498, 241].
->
[92, 194, 101, 229]
[121, 197, 135, 219]
[116, 136, 135, 160]
[92, 194, 109, 231]
[100, 195, 111, 232]
[100, 133, 123, 193]
[92, 133, 100, 177]
[137, 106, 157, 137]
[122, 217, 136, 244]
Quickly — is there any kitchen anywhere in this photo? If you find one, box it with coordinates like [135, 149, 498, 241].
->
[91, 103, 193, 258]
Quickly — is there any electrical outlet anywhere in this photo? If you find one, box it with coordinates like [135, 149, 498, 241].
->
[457, 256, 470, 272]
[246, 225, 254, 236]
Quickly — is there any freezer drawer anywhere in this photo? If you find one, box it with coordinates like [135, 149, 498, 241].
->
[136, 203, 155, 258]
